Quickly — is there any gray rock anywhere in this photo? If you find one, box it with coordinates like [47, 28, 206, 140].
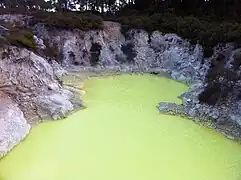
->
[158, 102, 187, 117]
[0, 47, 79, 157]
[0, 92, 30, 158]
[36, 92, 74, 120]
[33, 35, 46, 49]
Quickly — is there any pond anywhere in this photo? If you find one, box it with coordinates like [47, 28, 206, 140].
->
[0, 74, 241, 180]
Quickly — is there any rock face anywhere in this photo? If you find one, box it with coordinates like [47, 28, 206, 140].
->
[0, 47, 78, 157]
[0, 47, 75, 121]
[0, 92, 30, 158]
[34, 22, 207, 82]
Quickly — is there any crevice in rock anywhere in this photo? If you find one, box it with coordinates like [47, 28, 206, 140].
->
[90, 42, 101, 66]
[121, 43, 136, 63]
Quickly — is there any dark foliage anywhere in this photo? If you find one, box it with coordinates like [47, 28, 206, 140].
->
[118, 13, 241, 58]
[199, 51, 241, 105]
[30, 12, 104, 31]
[199, 84, 221, 105]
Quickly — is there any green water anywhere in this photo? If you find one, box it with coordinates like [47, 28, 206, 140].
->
[1, 74, 241, 180]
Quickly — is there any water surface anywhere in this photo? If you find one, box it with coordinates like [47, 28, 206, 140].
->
[0, 74, 241, 180]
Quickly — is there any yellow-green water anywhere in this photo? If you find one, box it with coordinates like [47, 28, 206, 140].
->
[1, 74, 241, 180]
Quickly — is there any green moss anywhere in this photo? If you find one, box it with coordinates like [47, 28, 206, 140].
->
[0, 20, 37, 50]
[5, 29, 36, 49]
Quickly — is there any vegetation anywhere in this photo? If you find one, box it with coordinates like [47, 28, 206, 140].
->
[0, 21, 37, 50]
[118, 13, 241, 57]
[30, 11, 104, 31]
[0, 20, 61, 62]
[199, 51, 241, 105]
[6, 29, 36, 49]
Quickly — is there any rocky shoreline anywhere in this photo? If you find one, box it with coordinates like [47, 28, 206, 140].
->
[1, 15, 241, 158]
[68, 64, 241, 141]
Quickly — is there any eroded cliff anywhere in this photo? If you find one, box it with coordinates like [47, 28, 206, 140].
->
[34, 20, 241, 140]
[0, 46, 80, 158]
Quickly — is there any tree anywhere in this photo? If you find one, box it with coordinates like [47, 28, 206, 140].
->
[133, 0, 153, 11]
[0, 0, 54, 10]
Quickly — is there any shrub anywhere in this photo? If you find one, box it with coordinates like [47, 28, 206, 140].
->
[199, 51, 241, 105]
[117, 13, 241, 58]
[203, 46, 214, 58]
[199, 84, 221, 105]
[30, 12, 104, 31]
